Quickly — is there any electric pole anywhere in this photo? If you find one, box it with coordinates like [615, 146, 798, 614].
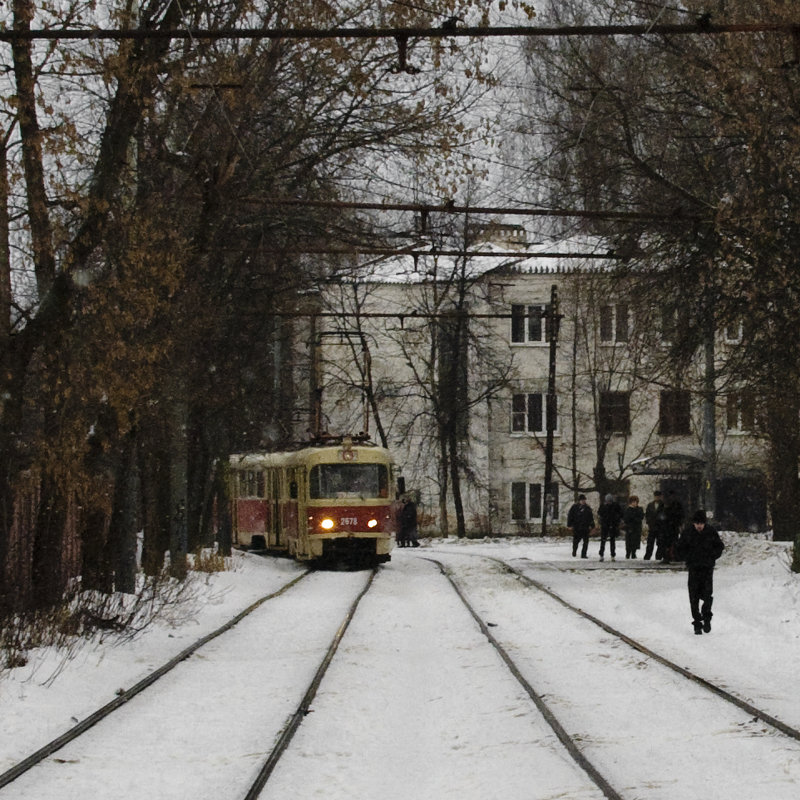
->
[542, 284, 560, 536]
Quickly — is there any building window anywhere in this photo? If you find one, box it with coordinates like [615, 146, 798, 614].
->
[512, 392, 558, 434]
[659, 390, 691, 435]
[661, 307, 688, 344]
[599, 391, 631, 434]
[511, 481, 559, 520]
[726, 391, 762, 433]
[724, 321, 743, 344]
[511, 304, 553, 344]
[600, 304, 629, 343]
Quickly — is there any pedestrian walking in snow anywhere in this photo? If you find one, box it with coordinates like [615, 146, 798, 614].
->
[644, 490, 668, 560]
[567, 494, 594, 558]
[398, 495, 420, 547]
[623, 495, 644, 558]
[597, 493, 623, 561]
[674, 510, 724, 635]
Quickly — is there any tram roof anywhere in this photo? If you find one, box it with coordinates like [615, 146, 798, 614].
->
[229, 437, 393, 469]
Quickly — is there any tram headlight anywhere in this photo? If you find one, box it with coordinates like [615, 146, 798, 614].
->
[319, 517, 335, 530]
[367, 518, 378, 528]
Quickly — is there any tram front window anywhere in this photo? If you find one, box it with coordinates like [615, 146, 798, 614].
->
[309, 464, 388, 499]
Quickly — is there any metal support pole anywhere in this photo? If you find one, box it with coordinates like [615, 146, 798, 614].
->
[542, 284, 559, 536]
[703, 317, 717, 517]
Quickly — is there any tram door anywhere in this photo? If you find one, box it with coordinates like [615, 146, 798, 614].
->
[271, 469, 281, 548]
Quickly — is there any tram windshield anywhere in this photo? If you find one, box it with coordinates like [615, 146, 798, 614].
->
[309, 463, 389, 499]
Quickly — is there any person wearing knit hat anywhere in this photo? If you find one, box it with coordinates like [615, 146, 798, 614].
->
[567, 494, 595, 559]
[675, 509, 724, 635]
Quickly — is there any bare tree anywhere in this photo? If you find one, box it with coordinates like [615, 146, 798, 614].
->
[0, 0, 520, 617]
[518, 0, 800, 564]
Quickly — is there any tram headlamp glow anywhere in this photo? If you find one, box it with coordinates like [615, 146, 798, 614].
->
[367, 518, 378, 528]
[320, 518, 335, 530]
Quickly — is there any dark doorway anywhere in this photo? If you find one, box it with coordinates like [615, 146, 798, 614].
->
[715, 476, 768, 532]
[658, 477, 700, 527]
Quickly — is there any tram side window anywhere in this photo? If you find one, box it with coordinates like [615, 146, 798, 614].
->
[309, 464, 389, 499]
[239, 470, 265, 498]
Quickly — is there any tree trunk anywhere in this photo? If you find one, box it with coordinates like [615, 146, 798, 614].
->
[766, 391, 800, 546]
[168, 387, 189, 580]
[80, 506, 112, 594]
[109, 428, 140, 594]
[140, 435, 171, 576]
[215, 462, 233, 557]
[11, 0, 56, 298]
[0, 131, 10, 612]
[437, 429, 449, 537]
[30, 473, 68, 609]
[447, 422, 466, 538]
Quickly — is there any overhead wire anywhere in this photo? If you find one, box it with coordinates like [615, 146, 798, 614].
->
[1, 20, 799, 42]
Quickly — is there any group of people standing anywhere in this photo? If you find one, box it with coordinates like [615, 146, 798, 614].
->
[567, 489, 725, 635]
[396, 495, 420, 548]
[567, 489, 685, 562]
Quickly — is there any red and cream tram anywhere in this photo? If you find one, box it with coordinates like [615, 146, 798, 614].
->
[228, 436, 397, 564]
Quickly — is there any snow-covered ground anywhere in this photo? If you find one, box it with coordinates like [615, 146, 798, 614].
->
[1, 533, 799, 799]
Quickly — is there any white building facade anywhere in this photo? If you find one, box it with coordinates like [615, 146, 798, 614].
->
[314, 250, 769, 535]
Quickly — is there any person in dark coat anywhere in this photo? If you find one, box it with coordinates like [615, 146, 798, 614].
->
[662, 490, 684, 563]
[567, 494, 594, 558]
[644, 490, 668, 560]
[623, 495, 644, 558]
[398, 495, 420, 548]
[597, 493, 623, 562]
[674, 509, 724, 635]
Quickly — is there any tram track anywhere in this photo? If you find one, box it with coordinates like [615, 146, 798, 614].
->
[0, 568, 311, 792]
[425, 557, 622, 800]
[504, 556, 800, 743]
[5, 550, 799, 799]
[242, 567, 377, 799]
[423, 550, 800, 799]
[429, 549, 800, 743]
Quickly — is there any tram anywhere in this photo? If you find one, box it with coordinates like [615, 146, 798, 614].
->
[228, 435, 398, 564]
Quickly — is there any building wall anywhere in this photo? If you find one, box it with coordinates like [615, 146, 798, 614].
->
[318, 266, 770, 534]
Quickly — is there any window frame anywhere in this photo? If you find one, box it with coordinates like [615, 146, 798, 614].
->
[599, 303, 629, 344]
[726, 390, 762, 434]
[599, 391, 631, 435]
[511, 303, 552, 345]
[511, 392, 558, 435]
[659, 390, 691, 436]
[511, 481, 560, 521]
[724, 320, 743, 345]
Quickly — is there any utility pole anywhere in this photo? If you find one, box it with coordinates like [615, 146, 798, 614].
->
[542, 284, 560, 536]
[703, 315, 717, 517]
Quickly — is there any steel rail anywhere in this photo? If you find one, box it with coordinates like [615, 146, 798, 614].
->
[502, 557, 800, 742]
[425, 556, 624, 800]
[242, 567, 378, 800]
[429, 549, 800, 743]
[0, 568, 310, 790]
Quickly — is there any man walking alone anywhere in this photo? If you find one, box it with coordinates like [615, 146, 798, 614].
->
[675, 510, 724, 635]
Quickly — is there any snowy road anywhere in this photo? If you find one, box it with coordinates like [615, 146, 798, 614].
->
[2, 536, 800, 800]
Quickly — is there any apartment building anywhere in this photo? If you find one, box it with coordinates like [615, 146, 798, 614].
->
[315, 241, 769, 535]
